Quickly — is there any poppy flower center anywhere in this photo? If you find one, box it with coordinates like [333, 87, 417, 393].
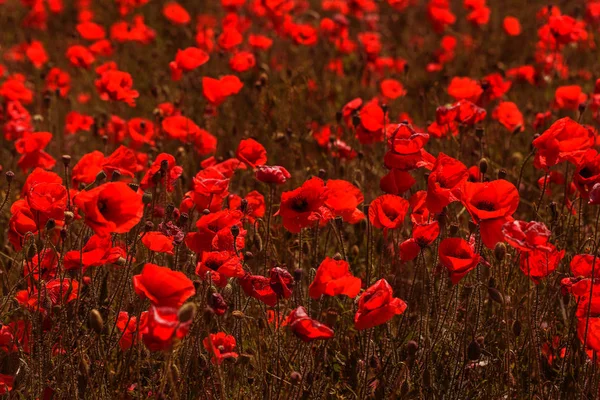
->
[205, 260, 222, 271]
[98, 199, 108, 216]
[291, 197, 309, 212]
[474, 201, 496, 211]
[579, 167, 595, 179]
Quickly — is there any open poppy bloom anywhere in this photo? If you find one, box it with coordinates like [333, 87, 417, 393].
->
[368, 194, 410, 234]
[133, 263, 195, 308]
[256, 165, 291, 184]
[142, 305, 192, 352]
[203, 332, 238, 364]
[185, 210, 245, 254]
[426, 152, 468, 213]
[16, 279, 80, 315]
[195, 251, 244, 287]
[95, 70, 139, 107]
[239, 273, 278, 307]
[169, 47, 209, 81]
[570, 254, 600, 278]
[15, 131, 56, 172]
[502, 220, 552, 252]
[277, 177, 328, 233]
[139, 154, 183, 192]
[202, 75, 243, 107]
[236, 138, 267, 168]
[532, 117, 594, 170]
[286, 306, 334, 342]
[324, 180, 365, 223]
[309, 257, 361, 299]
[461, 179, 519, 249]
[354, 279, 407, 330]
[116, 311, 148, 351]
[142, 232, 175, 255]
[74, 182, 144, 236]
[519, 244, 565, 284]
[63, 234, 123, 272]
[438, 237, 480, 284]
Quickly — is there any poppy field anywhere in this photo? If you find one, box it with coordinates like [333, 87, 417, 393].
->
[2, 0, 600, 398]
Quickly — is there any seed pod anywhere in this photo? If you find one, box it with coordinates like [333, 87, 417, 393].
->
[467, 340, 481, 360]
[407, 340, 418, 356]
[232, 310, 245, 319]
[488, 287, 504, 304]
[253, 233, 263, 252]
[290, 371, 302, 384]
[142, 192, 152, 205]
[89, 309, 104, 334]
[178, 303, 197, 323]
[333, 252, 342, 261]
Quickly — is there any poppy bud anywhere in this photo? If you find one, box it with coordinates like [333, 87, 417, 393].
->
[232, 310, 245, 319]
[512, 320, 522, 337]
[62, 155, 71, 167]
[128, 183, 139, 192]
[475, 127, 484, 139]
[497, 169, 507, 180]
[467, 340, 481, 360]
[290, 371, 302, 384]
[579, 102, 587, 114]
[239, 198, 248, 214]
[381, 103, 388, 115]
[165, 203, 175, 218]
[178, 303, 197, 323]
[318, 169, 327, 180]
[5, 171, 14, 183]
[406, 340, 418, 356]
[468, 220, 477, 234]
[244, 251, 253, 260]
[351, 245, 360, 257]
[479, 158, 488, 175]
[171, 364, 180, 383]
[142, 192, 152, 205]
[488, 277, 496, 288]
[144, 221, 154, 232]
[231, 225, 240, 238]
[488, 287, 504, 304]
[95, 170, 107, 183]
[115, 257, 127, 266]
[293, 268, 304, 282]
[27, 243, 37, 259]
[178, 213, 189, 226]
[63, 211, 74, 224]
[494, 242, 506, 261]
[89, 309, 104, 334]
[333, 253, 342, 261]
[45, 218, 56, 231]
[79, 357, 90, 376]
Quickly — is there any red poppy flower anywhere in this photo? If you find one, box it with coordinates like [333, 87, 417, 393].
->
[492, 101, 524, 132]
[218, 27, 243, 50]
[380, 169, 416, 195]
[142, 232, 175, 255]
[65, 111, 94, 135]
[249, 34, 273, 50]
[236, 138, 267, 168]
[286, 306, 334, 342]
[502, 220, 552, 252]
[368, 194, 409, 233]
[195, 251, 244, 287]
[324, 180, 365, 223]
[447, 77, 483, 103]
[532, 117, 594, 170]
[270, 267, 294, 300]
[519, 244, 565, 284]
[161, 116, 218, 156]
[277, 177, 328, 233]
[461, 180, 519, 249]
[140, 154, 183, 192]
[15, 131, 56, 172]
[102, 145, 139, 179]
[380, 79, 407, 100]
[256, 165, 291, 185]
[229, 51, 256, 72]
[72, 151, 104, 187]
[203, 332, 238, 364]
[142, 306, 192, 352]
[16, 278, 79, 315]
[554, 85, 587, 110]
[126, 118, 155, 148]
[163, 2, 190, 25]
[133, 263, 195, 308]
[169, 47, 209, 81]
[399, 221, 440, 261]
[503, 16, 522, 36]
[63, 234, 123, 272]
[573, 150, 600, 198]
[202, 75, 244, 106]
[185, 210, 245, 254]
[66, 45, 95, 69]
[354, 279, 407, 330]
[95, 70, 139, 107]
[74, 182, 143, 236]
[77, 21, 106, 41]
[438, 237, 480, 284]
[26, 181, 67, 227]
[570, 254, 600, 278]
[116, 311, 148, 351]
[24, 249, 59, 282]
[426, 153, 468, 213]
[309, 257, 361, 299]
[228, 190, 265, 222]
[239, 273, 278, 306]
